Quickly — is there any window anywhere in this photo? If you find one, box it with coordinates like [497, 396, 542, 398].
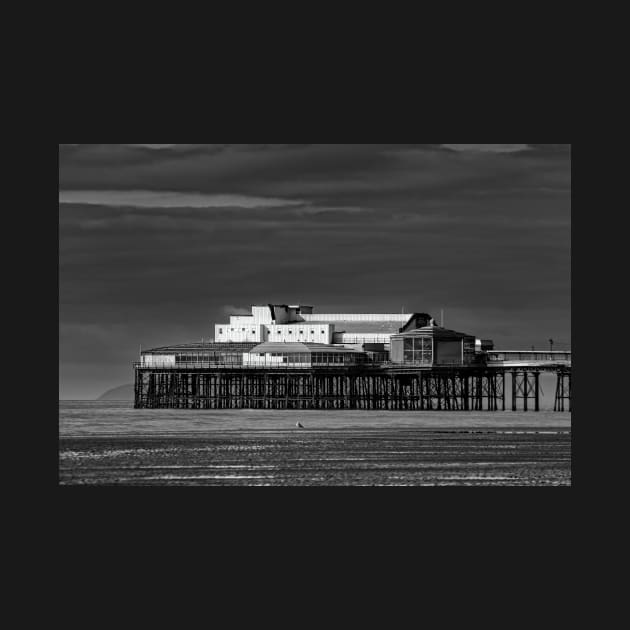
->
[403, 336, 432, 364]
[321, 330, 325, 335]
[289, 330, 293, 334]
[219, 328, 223, 334]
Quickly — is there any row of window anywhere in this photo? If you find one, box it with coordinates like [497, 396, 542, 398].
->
[403, 338, 433, 352]
[276, 330, 326, 336]
[488, 353, 569, 361]
[174, 354, 241, 363]
[219, 328, 326, 335]
[403, 351, 432, 364]
[219, 328, 257, 334]
[403, 338, 433, 364]
[252, 353, 359, 364]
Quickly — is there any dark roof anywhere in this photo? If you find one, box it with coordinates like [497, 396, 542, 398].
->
[142, 342, 257, 355]
[391, 326, 475, 339]
[400, 313, 433, 333]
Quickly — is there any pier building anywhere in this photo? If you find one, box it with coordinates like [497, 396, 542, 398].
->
[214, 304, 432, 349]
[390, 326, 478, 367]
[134, 302, 570, 412]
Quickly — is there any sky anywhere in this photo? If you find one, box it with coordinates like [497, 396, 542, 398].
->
[59, 143, 571, 399]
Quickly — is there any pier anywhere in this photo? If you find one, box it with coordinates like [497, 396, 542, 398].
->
[134, 304, 570, 412]
[134, 359, 570, 412]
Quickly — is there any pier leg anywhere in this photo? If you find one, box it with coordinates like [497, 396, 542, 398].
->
[463, 374, 469, 411]
[512, 371, 518, 412]
[554, 370, 571, 412]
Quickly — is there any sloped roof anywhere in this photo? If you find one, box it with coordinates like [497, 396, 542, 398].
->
[391, 326, 474, 339]
[332, 321, 405, 335]
[302, 313, 412, 321]
[250, 342, 362, 354]
[303, 313, 432, 335]
[143, 342, 257, 355]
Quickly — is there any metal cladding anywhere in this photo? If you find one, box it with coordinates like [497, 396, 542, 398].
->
[142, 342, 257, 355]
[250, 342, 363, 355]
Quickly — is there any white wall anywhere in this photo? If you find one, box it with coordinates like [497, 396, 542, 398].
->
[252, 306, 274, 324]
[267, 324, 332, 344]
[229, 315, 256, 327]
[217, 321, 333, 343]
[215, 323, 265, 343]
[214, 307, 416, 344]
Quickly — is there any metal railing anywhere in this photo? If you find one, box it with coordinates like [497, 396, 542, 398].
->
[134, 361, 381, 370]
[135, 360, 482, 371]
[134, 352, 571, 371]
[487, 351, 571, 363]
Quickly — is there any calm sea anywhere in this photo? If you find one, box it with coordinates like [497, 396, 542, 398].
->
[59, 401, 571, 486]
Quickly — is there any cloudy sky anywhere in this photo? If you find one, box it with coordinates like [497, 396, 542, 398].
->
[59, 143, 571, 399]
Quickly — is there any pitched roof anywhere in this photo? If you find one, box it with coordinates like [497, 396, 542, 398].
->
[332, 321, 405, 335]
[143, 342, 257, 354]
[250, 342, 363, 354]
[391, 326, 474, 339]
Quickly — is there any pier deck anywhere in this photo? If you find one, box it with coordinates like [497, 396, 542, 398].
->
[134, 362, 571, 412]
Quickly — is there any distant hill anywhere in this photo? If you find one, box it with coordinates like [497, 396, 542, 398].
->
[98, 383, 134, 401]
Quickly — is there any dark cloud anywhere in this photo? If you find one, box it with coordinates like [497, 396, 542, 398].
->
[59, 144, 571, 399]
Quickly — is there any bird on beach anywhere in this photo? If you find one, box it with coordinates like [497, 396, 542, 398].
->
[296, 422, 304, 429]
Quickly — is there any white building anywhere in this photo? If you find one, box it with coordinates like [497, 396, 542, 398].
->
[214, 304, 432, 350]
[215, 305, 333, 344]
[139, 304, 492, 369]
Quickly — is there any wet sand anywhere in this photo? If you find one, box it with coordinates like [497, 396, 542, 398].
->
[59, 403, 571, 486]
[59, 428, 570, 486]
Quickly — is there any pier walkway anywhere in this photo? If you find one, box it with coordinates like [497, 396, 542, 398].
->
[486, 351, 571, 369]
